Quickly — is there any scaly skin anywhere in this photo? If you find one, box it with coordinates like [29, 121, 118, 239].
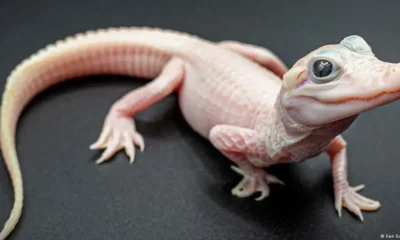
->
[0, 27, 393, 239]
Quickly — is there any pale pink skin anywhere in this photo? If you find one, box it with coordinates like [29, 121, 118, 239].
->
[0, 27, 394, 239]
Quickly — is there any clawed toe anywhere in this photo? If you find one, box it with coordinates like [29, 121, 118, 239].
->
[131, 132, 145, 152]
[255, 181, 270, 201]
[89, 126, 112, 150]
[90, 113, 145, 164]
[122, 131, 144, 163]
[230, 165, 284, 201]
[336, 184, 381, 221]
[94, 131, 123, 164]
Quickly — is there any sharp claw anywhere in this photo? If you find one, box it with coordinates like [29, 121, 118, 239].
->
[123, 133, 135, 164]
[345, 197, 364, 221]
[95, 156, 107, 164]
[347, 201, 364, 221]
[353, 184, 365, 192]
[265, 174, 284, 185]
[255, 183, 270, 201]
[90, 142, 103, 150]
[230, 165, 244, 175]
[133, 133, 145, 152]
[90, 126, 111, 149]
[357, 211, 364, 222]
[125, 147, 135, 164]
[335, 194, 343, 217]
[255, 191, 267, 201]
[91, 142, 107, 150]
[95, 132, 121, 164]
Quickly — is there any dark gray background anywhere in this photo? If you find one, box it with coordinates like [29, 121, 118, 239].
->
[0, 0, 399, 239]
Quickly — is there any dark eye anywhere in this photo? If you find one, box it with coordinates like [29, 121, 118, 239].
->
[308, 50, 343, 84]
[313, 60, 333, 78]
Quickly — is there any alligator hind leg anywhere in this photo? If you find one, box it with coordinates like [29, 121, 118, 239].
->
[90, 58, 185, 163]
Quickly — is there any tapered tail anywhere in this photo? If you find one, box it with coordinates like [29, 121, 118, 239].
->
[0, 26, 200, 239]
[0, 97, 24, 240]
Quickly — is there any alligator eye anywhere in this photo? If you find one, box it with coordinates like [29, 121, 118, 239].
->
[308, 50, 343, 84]
[309, 57, 341, 84]
[313, 60, 332, 78]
